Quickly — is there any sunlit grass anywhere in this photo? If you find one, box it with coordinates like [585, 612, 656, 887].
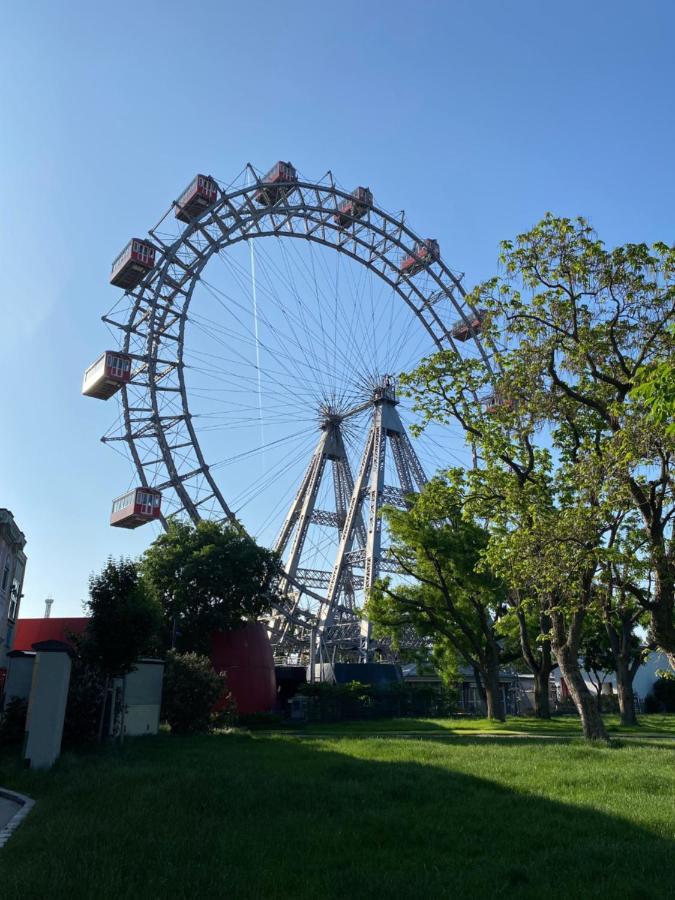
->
[1, 725, 674, 898]
[296, 713, 675, 737]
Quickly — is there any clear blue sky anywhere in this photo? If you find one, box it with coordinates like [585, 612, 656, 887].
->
[1, 0, 673, 617]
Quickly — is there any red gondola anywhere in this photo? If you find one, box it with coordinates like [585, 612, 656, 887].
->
[175, 174, 218, 222]
[485, 393, 514, 415]
[110, 239, 156, 289]
[451, 309, 486, 342]
[110, 487, 162, 529]
[254, 161, 298, 205]
[82, 351, 132, 400]
[399, 239, 440, 277]
[333, 186, 373, 227]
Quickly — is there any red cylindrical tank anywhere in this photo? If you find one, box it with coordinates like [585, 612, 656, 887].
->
[210, 623, 276, 716]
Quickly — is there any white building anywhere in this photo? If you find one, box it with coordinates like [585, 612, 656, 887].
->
[0, 509, 27, 673]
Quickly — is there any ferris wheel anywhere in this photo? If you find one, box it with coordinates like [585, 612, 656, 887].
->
[83, 161, 491, 662]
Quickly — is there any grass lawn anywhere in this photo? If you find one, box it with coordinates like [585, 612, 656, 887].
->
[294, 712, 675, 738]
[0, 718, 674, 899]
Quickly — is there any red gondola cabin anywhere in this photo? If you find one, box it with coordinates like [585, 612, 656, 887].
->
[82, 351, 132, 400]
[451, 309, 486, 342]
[110, 487, 162, 529]
[485, 393, 515, 415]
[399, 239, 440, 277]
[334, 187, 373, 227]
[175, 174, 218, 222]
[255, 161, 298, 205]
[110, 239, 156, 289]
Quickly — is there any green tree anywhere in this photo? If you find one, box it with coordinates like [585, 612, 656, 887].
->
[402, 215, 673, 737]
[84, 557, 162, 676]
[580, 617, 618, 707]
[500, 593, 556, 719]
[632, 325, 675, 437]
[595, 511, 649, 725]
[474, 216, 673, 667]
[83, 557, 162, 740]
[141, 519, 281, 653]
[367, 475, 509, 721]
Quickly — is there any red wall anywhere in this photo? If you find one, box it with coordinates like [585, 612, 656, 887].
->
[210, 623, 276, 716]
[14, 617, 276, 718]
[13, 617, 88, 651]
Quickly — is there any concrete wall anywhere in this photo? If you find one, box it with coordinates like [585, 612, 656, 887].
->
[3, 652, 35, 705]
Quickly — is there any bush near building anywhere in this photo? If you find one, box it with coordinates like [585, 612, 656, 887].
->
[161, 651, 230, 734]
[645, 677, 675, 713]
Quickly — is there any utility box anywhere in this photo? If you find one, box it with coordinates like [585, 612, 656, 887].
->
[112, 659, 164, 737]
[23, 641, 72, 770]
[289, 695, 308, 722]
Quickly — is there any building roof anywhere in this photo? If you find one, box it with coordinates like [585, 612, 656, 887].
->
[13, 617, 88, 651]
[0, 509, 26, 553]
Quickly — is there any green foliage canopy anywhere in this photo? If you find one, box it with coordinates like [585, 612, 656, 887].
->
[141, 519, 281, 653]
[84, 557, 162, 676]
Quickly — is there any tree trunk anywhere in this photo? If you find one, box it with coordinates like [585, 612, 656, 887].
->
[472, 665, 487, 715]
[533, 666, 552, 719]
[483, 655, 505, 722]
[97, 675, 110, 743]
[552, 610, 609, 741]
[560, 655, 608, 739]
[638, 533, 675, 670]
[615, 658, 637, 726]
[605, 617, 639, 727]
[514, 602, 553, 718]
[650, 588, 675, 673]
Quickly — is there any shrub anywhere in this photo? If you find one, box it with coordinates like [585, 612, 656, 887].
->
[63, 659, 106, 747]
[644, 677, 675, 713]
[161, 651, 228, 734]
[239, 711, 284, 730]
[0, 697, 28, 747]
[296, 680, 459, 722]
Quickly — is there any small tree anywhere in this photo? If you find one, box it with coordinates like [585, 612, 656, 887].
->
[141, 520, 281, 653]
[161, 651, 229, 734]
[83, 558, 162, 739]
[367, 475, 510, 721]
[85, 558, 162, 675]
[580, 620, 617, 708]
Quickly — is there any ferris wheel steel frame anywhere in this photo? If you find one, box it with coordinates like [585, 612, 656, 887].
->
[101, 164, 493, 655]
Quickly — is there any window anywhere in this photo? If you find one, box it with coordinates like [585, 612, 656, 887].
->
[1, 564, 8, 592]
[107, 354, 128, 380]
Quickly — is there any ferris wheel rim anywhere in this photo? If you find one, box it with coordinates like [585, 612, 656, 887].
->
[103, 167, 492, 551]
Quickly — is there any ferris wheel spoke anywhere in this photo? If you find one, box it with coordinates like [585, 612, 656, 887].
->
[197, 273, 357, 404]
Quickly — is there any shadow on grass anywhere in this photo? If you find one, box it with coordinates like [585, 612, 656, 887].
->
[0, 732, 673, 899]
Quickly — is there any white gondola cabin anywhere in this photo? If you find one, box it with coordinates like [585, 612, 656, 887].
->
[110, 487, 162, 529]
[110, 239, 156, 289]
[334, 187, 373, 227]
[451, 309, 486, 342]
[175, 174, 218, 222]
[254, 160, 298, 205]
[82, 351, 132, 399]
[399, 239, 440, 277]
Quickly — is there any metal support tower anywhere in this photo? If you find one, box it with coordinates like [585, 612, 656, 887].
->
[272, 378, 427, 666]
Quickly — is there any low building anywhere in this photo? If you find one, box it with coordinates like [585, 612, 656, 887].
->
[402, 662, 527, 715]
[0, 510, 27, 676]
